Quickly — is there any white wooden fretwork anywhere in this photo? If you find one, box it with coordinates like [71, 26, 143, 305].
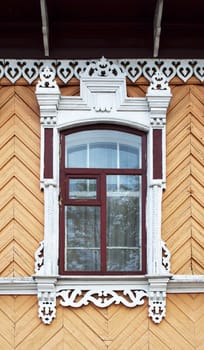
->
[57, 289, 147, 308]
[34, 57, 173, 325]
[0, 58, 204, 84]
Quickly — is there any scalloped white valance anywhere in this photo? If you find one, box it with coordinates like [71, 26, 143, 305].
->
[0, 58, 204, 84]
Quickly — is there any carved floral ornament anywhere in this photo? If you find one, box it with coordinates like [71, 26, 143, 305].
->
[35, 57, 173, 325]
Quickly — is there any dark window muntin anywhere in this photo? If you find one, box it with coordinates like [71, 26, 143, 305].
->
[59, 124, 147, 275]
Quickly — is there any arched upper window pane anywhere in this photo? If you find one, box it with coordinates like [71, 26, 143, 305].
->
[65, 130, 141, 169]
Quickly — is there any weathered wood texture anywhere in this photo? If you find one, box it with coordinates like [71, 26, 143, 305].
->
[0, 82, 203, 276]
[0, 294, 203, 349]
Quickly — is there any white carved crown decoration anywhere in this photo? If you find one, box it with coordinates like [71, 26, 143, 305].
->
[35, 57, 172, 325]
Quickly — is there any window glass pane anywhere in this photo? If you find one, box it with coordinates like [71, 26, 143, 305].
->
[107, 249, 141, 271]
[106, 175, 141, 271]
[90, 142, 117, 168]
[69, 178, 97, 199]
[65, 206, 100, 271]
[65, 130, 141, 168]
[67, 144, 87, 168]
[119, 144, 139, 168]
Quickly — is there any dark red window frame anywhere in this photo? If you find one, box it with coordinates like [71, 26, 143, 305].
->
[59, 124, 147, 275]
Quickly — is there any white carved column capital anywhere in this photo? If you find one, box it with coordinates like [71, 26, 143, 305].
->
[36, 66, 60, 126]
[35, 277, 57, 325]
[146, 70, 172, 129]
[147, 276, 171, 324]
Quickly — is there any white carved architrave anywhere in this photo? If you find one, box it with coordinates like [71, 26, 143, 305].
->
[35, 57, 172, 325]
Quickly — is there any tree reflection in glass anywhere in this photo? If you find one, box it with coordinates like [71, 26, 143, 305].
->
[65, 206, 100, 271]
[107, 175, 141, 271]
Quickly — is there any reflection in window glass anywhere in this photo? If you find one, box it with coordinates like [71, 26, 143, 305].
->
[65, 206, 100, 271]
[119, 144, 139, 168]
[69, 178, 97, 199]
[90, 142, 117, 168]
[67, 144, 87, 168]
[106, 175, 141, 271]
[65, 130, 141, 169]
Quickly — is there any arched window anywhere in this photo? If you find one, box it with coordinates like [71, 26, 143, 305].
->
[35, 60, 172, 325]
[59, 125, 146, 275]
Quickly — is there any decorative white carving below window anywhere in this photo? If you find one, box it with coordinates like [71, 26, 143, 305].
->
[0, 58, 204, 84]
[35, 57, 172, 325]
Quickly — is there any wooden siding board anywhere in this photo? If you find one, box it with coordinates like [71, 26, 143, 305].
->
[14, 86, 39, 116]
[167, 85, 190, 113]
[149, 332, 170, 350]
[149, 318, 194, 350]
[0, 86, 15, 110]
[166, 298, 195, 346]
[15, 200, 43, 242]
[64, 308, 107, 350]
[0, 87, 43, 277]
[0, 139, 15, 170]
[0, 294, 203, 348]
[163, 84, 204, 274]
[0, 220, 14, 253]
[171, 240, 193, 274]
[163, 220, 191, 255]
[108, 305, 148, 350]
[0, 309, 14, 347]
[71, 304, 108, 338]
[14, 137, 40, 177]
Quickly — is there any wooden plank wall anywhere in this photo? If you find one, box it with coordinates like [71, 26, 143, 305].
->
[0, 294, 203, 349]
[0, 86, 43, 276]
[0, 80, 203, 348]
[163, 84, 204, 274]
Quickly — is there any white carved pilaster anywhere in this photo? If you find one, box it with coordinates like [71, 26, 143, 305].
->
[42, 180, 59, 276]
[147, 181, 163, 275]
[146, 72, 171, 276]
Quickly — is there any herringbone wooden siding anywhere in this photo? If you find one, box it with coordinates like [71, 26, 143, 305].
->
[163, 84, 204, 274]
[0, 82, 204, 349]
[0, 294, 203, 349]
[0, 86, 43, 276]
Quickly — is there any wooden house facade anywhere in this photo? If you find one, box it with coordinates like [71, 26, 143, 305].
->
[0, 1, 204, 349]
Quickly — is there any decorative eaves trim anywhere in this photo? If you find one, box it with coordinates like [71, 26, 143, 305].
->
[0, 59, 204, 84]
